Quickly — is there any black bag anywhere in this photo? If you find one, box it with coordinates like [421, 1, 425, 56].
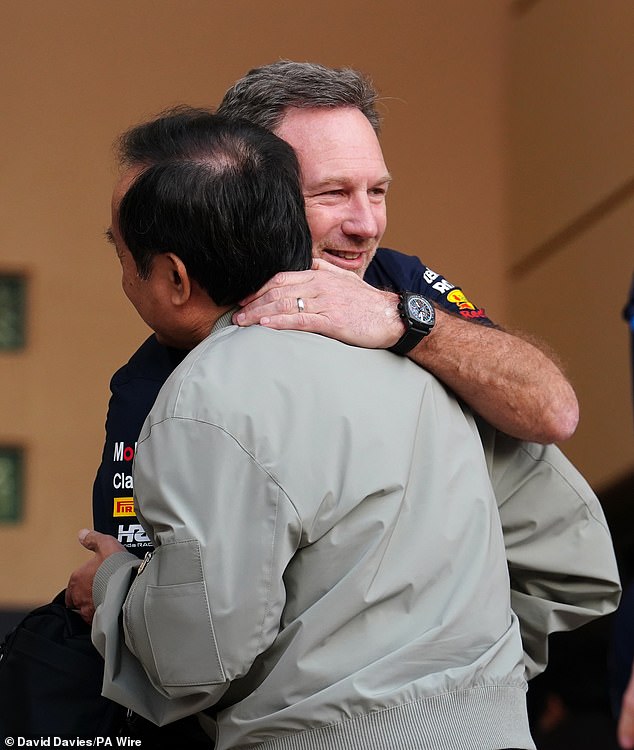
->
[0, 590, 124, 739]
[0, 590, 213, 747]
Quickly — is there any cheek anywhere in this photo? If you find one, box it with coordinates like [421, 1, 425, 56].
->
[122, 282, 134, 305]
[121, 273, 134, 298]
[374, 204, 387, 235]
[121, 270, 143, 309]
[305, 206, 339, 245]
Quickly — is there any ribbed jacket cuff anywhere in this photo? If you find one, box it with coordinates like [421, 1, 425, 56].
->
[93, 550, 140, 607]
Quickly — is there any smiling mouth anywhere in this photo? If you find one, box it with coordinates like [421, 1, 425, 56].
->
[325, 250, 363, 260]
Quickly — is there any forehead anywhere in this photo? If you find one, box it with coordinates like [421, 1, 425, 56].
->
[274, 107, 388, 185]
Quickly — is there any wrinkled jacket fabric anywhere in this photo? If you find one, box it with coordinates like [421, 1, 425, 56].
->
[477, 420, 621, 678]
[92, 248, 490, 556]
[92, 321, 618, 749]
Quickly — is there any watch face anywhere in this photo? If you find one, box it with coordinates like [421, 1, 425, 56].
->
[407, 295, 435, 325]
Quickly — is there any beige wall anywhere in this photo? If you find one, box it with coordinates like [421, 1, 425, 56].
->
[1, 1, 632, 608]
[508, 0, 634, 487]
[0, 2, 508, 607]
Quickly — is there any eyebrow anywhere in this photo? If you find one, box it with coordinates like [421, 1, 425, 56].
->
[374, 174, 393, 188]
[308, 173, 393, 190]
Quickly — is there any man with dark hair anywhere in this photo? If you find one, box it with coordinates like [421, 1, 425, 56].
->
[91, 62, 619, 687]
[115, 111, 312, 308]
[69, 106, 538, 750]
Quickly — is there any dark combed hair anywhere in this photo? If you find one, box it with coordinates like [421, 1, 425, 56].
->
[217, 60, 381, 134]
[116, 107, 312, 306]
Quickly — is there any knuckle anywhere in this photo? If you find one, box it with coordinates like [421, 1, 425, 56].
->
[266, 287, 284, 303]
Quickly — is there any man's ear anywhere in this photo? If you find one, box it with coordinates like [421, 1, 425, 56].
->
[163, 253, 192, 306]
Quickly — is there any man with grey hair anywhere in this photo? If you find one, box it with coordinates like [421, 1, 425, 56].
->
[220, 60, 382, 131]
[219, 60, 578, 445]
[217, 62, 622, 679]
[92, 61, 619, 691]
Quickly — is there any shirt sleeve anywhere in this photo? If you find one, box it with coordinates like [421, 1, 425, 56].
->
[91, 416, 302, 726]
[477, 418, 622, 679]
[365, 247, 494, 326]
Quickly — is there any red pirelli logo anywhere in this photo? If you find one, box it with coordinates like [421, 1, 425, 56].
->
[113, 497, 135, 517]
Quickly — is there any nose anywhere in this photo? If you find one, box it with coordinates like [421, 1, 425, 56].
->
[341, 194, 382, 239]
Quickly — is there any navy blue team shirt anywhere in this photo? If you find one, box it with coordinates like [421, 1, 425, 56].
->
[93, 248, 492, 556]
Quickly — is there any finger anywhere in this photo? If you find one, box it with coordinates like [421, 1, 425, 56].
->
[79, 604, 95, 625]
[78, 528, 99, 552]
[235, 295, 310, 326]
[237, 311, 304, 330]
[311, 258, 352, 275]
[255, 312, 333, 334]
[239, 269, 316, 306]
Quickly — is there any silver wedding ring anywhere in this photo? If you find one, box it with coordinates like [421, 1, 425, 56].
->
[296, 297, 305, 313]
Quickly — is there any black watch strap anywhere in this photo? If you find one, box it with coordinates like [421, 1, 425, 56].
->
[389, 327, 428, 356]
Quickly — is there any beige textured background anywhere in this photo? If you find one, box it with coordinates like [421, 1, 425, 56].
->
[0, 1, 632, 607]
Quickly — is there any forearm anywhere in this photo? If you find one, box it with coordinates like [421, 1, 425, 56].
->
[409, 308, 579, 443]
[234, 261, 579, 443]
[90, 546, 225, 725]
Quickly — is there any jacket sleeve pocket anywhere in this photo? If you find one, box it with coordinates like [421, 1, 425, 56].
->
[144, 581, 226, 689]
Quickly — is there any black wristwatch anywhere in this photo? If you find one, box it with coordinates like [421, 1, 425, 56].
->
[389, 292, 436, 355]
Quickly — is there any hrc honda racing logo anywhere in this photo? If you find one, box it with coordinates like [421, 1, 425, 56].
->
[117, 523, 151, 547]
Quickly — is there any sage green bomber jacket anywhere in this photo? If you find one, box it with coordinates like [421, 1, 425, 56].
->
[92, 322, 619, 750]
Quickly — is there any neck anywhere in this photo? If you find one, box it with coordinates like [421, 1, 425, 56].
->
[159, 304, 234, 350]
[187, 304, 234, 347]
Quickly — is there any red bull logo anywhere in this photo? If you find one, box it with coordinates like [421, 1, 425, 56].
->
[447, 289, 476, 311]
[446, 289, 487, 320]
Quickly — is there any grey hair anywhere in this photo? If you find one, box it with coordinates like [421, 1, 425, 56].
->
[217, 60, 381, 134]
